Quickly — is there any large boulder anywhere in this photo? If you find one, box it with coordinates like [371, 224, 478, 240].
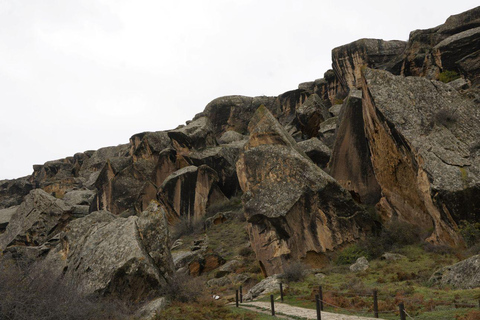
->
[430, 255, 480, 289]
[330, 68, 480, 245]
[0, 206, 18, 234]
[401, 6, 480, 80]
[0, 177, 33, 209]
[44, 202, 174, 301]
[236, 106, 372, 275]
[194, 95, 278, 137]
[0, 189, 72, 252]
[332, 38, 406, 90]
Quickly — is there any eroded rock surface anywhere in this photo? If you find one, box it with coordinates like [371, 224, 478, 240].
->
[237, 106, 372, 275]
[44, 202, 174, 301]
[430, 255, 480, 289]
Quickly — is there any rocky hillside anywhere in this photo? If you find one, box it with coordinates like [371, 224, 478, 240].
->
[1, 5, 479, 314]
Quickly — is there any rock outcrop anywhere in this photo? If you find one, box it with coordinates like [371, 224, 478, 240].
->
[44, 202, 173, 301]
[236, 106, 372, 275]
[430, 255, 480, 289]
[1, 6, 480, 307]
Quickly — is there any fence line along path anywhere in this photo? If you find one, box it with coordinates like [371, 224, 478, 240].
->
[243, 301, 384, 320]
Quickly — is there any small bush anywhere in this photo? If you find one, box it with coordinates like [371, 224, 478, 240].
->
[160, 273, 205, 303]
[171, 216, 204, 240]
[238, 246, 254, 257]
[434, 108, 458, 127]
[0, 261, 130, 320]
[356, 219, 423, 259]
[438, 70, 460, 83]
[458, 220, 480, 248]
[335, 244, 367, 265]
[282, 261, 307, 282]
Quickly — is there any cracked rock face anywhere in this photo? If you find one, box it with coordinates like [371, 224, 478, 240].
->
[330, 68, 479, 245]
[43, 201, 174, 301]
[236, 106, 372, 276]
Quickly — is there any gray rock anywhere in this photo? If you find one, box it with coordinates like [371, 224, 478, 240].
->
[62, 189, 96, 206]
[135, 297, 168, 320]
[43, 202, 174, 300]
[172, 250, 199, 270]
[319, 117, 338, 134]
[429, 255, 480, 289]
[329, 104, 343, 117]
[350, 257, 369, 272]
[218, 131, 247, 144]
[244, 275, 284, 301]
[168, 116, 216, 150]
[0, 189, 71, 252]
[237, 106, 370, 275]
[215, 259, 241, 277]
[298, 81, 315, 93]
[447, 78, 469, 90]
[207, 277, 232, 288]
[0, 206, 18, 233]
[381, 253, 407, 261]
[297, 138, 332, 169]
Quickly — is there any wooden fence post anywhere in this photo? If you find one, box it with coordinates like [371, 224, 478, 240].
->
[373, 289, 379, 318]
[399, 303, 406, 320]
[316, 294, 322, 320]
[280, 283, 284, 302]
[270, 294, 275, 316]
[239, 285, 243, 303]
[235, 289, 239, 307]
[319, 285, 323, 311]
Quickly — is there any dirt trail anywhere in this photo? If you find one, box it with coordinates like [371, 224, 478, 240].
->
[239, 301, 385, 320]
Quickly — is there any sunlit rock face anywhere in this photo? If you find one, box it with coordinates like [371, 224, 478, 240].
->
[236, 106, 372, 276]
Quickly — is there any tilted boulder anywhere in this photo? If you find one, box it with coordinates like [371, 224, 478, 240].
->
[0, 206, 18, 234]
[236, 106, 372, 275]
[332, 38, 406, 90]
[0, 189, 72, 252]
[401, 6, 480, 80]
[44, 202, 174, 301]
[0, 177, 33, 209]
[330, 68, 480, 245]
[297, 138, 332, 170]
[430, 255, 480, 289]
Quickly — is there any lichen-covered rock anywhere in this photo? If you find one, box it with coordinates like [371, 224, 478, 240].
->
[44, 202, 174, 301]
[295, 93, 331, 138]
[331, 68, 479, 245]
[350, 256, 369, 272]
[430, 255, 480, 289]
[0, 206, 18, 234]
[0, 177, 33, 209]
[332, 38, 406, 90]
[194, 95, 278, 137]
[244, 275, 284, 301]
[297, 138, 332, 169]
[237, 106, 372, 275]
[0, 189, 72, 252]
[401, 6, 480, 80]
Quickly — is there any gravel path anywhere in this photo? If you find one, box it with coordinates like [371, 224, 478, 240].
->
[240, 301, 385, 320]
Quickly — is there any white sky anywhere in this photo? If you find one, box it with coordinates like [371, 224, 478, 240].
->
[0, 1, 478, 180]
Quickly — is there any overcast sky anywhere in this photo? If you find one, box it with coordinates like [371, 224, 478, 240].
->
[0, 1, 478, 180]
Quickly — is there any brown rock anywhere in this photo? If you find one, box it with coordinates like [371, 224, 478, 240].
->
[236, 106, 372, 275]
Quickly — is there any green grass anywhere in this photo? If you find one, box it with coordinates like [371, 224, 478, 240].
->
[260, 244, 480, 320]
